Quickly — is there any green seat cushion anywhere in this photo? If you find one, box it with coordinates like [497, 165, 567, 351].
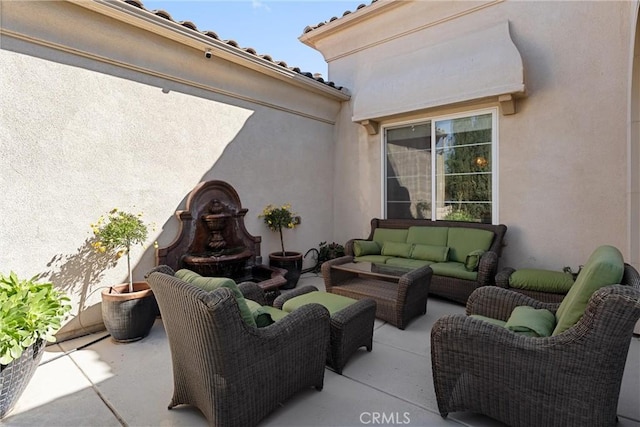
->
[552, 245, 624, 336]
[381, 242, 413, 258]
[372, 228, 408, 245]
[447, 227, 495, 263]
[175, 269, 257, 328]
[354, 255, 392, 264]
[406, 226, 449, 246]
[505, 306, 556, 337]
[282, 291, 356, 316]
[411, 244, 449, 262]
[510, 269, 575, 293]
[244, 299, 275, 327]
[430, 262, 478, 281]
[353, 240, 381, 257]
[464, 249, 485, 271]
[470, 314, 507, 328]
[385, 257, 432, 270]
[261, 305, 289, 322]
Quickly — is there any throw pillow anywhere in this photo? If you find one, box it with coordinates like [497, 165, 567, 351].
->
[381, 242, 413, 258]
[505, 306, 556, 337]
[410, 244, 449, 262]
[353, 240, 381, 257]
[175, 269, 257, 328]
[244, 299, 275, 327]
[464, 249, 485, 271]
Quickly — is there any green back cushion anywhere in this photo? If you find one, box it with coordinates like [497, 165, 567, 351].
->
[510, 269, 575, 293]
[282, 291, 356, 315]
[464, 249, 485, 271]
[381, 242, 413, 258]
[353, 240, 381, 256]
[406, 226, 449, 246]
[175, 269, 257, 328]
[410, 244, 449, 262]
[505, 306, 556, 337]
[372, 228, 408, 245]
[447, 228, 495, 263]
[552, 245, 624, 336]
[244, 299, 275, 327]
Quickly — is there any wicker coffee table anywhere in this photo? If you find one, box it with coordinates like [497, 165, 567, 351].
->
[321, 256, 433, 329]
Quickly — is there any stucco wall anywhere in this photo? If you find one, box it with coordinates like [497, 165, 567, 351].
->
[0, 1, 343, 339]
[317, 0, 637, 271]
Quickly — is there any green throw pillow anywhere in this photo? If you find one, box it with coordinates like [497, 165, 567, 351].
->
[381, 242, 413, 258]
[353, 240, 381, 257]
[410, 244, 449, 262]
[175, 269, 257, 328]
[464, 249, 485, 271]
[505, 306, 556, 337]
[244, 299, 275, 327]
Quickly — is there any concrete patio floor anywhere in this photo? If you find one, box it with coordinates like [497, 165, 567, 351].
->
[3, 273, 640, 427]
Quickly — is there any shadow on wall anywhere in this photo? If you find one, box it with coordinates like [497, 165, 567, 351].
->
[36, 238, 120, 340]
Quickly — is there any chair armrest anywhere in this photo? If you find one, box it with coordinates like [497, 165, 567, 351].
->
[476, 251, 499, 286]
[273, 285, 318, 309]
[145, 264, 175, 278]
[495, 267, 516, 289]
[465, 286, 559, 321]
[238, 281, 267, 305]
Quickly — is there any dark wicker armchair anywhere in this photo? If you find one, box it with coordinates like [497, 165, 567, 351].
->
[146, 268, 330, 427]
[431, 263, 640, 427]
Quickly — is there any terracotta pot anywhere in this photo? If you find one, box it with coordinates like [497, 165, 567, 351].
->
[268, 251, 303, 290]
[101, 282, 158, 343]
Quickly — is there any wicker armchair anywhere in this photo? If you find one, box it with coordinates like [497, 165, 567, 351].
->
[146, 268, 330, 427]
[431, 263, 640, 427]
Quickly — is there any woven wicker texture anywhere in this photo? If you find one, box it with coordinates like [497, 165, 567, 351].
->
[344, 218, 507, 304]
[0, 340, 45, 418]
[322, 257, 432, 329]
[431, 263, 640, 427]
[147, 270, 330, 427]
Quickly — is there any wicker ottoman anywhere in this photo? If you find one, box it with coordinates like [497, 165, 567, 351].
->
[275, 288, 376, 374]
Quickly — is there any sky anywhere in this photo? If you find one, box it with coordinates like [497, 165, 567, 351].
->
[141, 0, 366, 78]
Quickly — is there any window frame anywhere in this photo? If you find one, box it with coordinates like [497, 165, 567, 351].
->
[381, 107, 499, 223]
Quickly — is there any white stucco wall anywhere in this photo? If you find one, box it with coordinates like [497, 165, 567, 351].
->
[307, 0, 638, 271]
[0, 0, 344, 339]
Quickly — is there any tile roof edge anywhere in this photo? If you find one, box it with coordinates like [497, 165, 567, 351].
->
[112, 0, 346, 93]
[302, 0, 378, 35]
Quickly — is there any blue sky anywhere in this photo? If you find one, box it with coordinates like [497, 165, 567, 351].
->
[141, 0, 364, 78]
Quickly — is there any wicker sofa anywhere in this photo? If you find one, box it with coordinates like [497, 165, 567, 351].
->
[345, 218, 507, 304]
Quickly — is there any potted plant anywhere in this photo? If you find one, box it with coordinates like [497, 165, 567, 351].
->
[259, 203, 302, 289]
[304, 241, 346, 273]
[91, 208, 157, 343]
[0, 272, 71, 418]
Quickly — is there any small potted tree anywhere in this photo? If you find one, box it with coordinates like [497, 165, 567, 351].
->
[0, 272, 71, 418]
[91, 208, 157, 342]
[259, 203, 302, 289]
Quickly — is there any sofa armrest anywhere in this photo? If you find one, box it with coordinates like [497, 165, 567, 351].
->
[495, 267, 516, 289]
[345, 239, 359, 256]
[476, 251, 499, 287]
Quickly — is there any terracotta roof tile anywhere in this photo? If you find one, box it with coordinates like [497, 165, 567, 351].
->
[118, 0, 343, 90]
[303, 1, 376, 34]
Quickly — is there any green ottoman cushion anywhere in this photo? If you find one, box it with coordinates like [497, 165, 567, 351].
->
[282, 291, 356, 315]
[552, 245, 624, 336]
[510, 269, 575, 293]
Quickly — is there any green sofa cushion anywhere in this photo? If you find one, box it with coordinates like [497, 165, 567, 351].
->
[282, 291, 356, 315]
[381, 242, 413, 258]
[510, 269, 575, 293]
[464, 249, 485, 271]
[353, 240, 381, 257]
[411, 244, 449, 262]
[261, 305, 289, 322]
[175, 269, 257, 328]
[430, 262, 478, 281]
[385, 257, 432, 270]
[372, 228, 408, 245]
[406, 226, 449, 246]
[505, 306, 556, 337]
[470, 314, 507, 328]
[354, 255, 392, 264]
[244, 299, 275, 327]
[447, 227, 495, 263]
[552, 245, 624, 336]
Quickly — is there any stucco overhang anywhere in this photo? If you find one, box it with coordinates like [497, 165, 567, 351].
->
[352, 20, 526, 130]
